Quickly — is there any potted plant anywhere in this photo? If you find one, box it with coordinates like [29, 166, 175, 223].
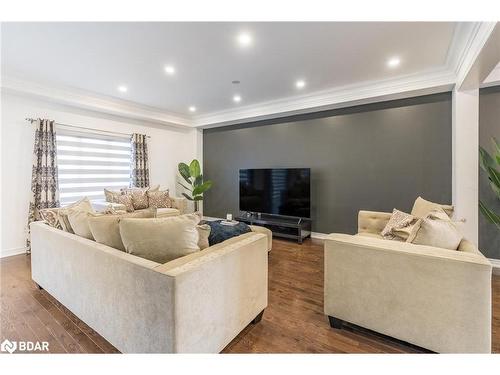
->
[479, 137, 500, 230]
[178, 159, 213, 212]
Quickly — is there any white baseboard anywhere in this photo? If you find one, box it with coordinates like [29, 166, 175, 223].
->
[1, 247, 27, 258]
[488, 258, 500, 275]
[311, 232, 329, 240]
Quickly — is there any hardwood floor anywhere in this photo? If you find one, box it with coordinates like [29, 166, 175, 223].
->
[1, 238, 499, 353]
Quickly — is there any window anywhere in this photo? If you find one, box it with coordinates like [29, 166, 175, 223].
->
[56, 129, 131, 206]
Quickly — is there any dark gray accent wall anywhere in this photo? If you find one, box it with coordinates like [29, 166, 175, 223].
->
[479, 86, 500, 260]
[203, 93, 452, 235]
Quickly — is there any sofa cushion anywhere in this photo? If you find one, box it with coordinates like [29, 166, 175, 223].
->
[58, 197, 95, 233]
[39, 208, 62, 229]
[119, 214, 201, 263]
[88, 208, 156, 251]
[104, 188, 122, 203]
[381, 209, 415, 241]
[407, 208, 462, 250]
[156, 207, 180, 218]
[411, 196, 453, 218]
[197, 224, 211, 250]
[115, 194, 135, 212]
[130, 189, 149, 210]
[67, 210, 101, 240]
[147, 190, 172, 209]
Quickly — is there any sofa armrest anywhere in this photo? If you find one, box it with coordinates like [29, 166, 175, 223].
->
[170, 196, 188, 214]
[358, 210, 392, 234]
[324, 233, 492, 353]
[155, 233, 268, 353]
[91, 200, 126, 212]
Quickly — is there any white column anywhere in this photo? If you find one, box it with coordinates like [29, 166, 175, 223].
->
[452, 88, 479, 245]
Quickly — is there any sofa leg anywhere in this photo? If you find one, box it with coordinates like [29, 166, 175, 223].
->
[35, 283, 43, 290]
[328, 316, 343, 329]
[252, 310, 265, 324]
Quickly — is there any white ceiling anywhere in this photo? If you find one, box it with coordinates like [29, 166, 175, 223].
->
[0, 22, 480, 127]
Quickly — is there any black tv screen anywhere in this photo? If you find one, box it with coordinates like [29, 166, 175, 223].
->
[239, 168, 310, 218]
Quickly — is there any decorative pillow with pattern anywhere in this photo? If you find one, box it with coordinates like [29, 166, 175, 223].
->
[39, 208, 62, 229]
[147, 190, 172, 208]
[129, 190, 149, 210]
[381, 209, 415, 241]
[115, 194, 135, 212]
[104, 188, 123, 203]
[121, 185, 159, 195]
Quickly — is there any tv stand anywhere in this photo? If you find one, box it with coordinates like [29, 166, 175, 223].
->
[236, 212, 311, 244]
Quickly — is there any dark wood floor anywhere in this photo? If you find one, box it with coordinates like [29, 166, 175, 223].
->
[1, 238, 499, 353]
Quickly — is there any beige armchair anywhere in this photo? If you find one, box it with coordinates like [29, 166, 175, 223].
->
[324, 210, 492, 353]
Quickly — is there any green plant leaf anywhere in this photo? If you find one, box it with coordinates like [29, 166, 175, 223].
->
[487, 166, 500, 191]
[479, 146, 496, 172]
[178, 163, 192, 185]
[193, 195, 204, 201]
[193, 175, 203, 187]
[182, 193, 194, 201]
[192, 181, 212, 196]
[178, 182, 192, 191]
[479, 200, 500, 229]
[189, 159, 201, 178]
[493, 137, 500, 158]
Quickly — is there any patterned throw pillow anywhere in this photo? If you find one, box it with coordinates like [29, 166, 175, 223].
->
[147, 190, 172, 208]
[104, 188, 122, 203]
[121, 185, 159, 195]
[39, 208, 62, 229]
[381, 209, 415, 241]
[115, 194, 135, 212]
[130, 190, 149, 210]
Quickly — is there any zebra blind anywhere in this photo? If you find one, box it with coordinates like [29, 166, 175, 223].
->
[56, 129, 131, 206]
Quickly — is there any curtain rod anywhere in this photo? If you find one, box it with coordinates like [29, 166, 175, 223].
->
[25, 118, 151, 139]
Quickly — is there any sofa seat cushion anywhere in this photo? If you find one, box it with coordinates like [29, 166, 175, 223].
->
[356, 232, 384, 240]
[156, 207, 180, 217]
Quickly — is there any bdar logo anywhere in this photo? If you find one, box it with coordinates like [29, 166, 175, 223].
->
[1, 339, 17, 354]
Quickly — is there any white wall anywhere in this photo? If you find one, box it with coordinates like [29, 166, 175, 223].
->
[0, 91, 198, 257]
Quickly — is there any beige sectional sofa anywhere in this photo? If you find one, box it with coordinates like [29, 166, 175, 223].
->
[324, 210, 492, 353]
[30, 220, 269, 353]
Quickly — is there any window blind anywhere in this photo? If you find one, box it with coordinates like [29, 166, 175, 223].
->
[56, 129, 132, 206]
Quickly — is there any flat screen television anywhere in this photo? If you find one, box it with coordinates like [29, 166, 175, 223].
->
[239, 168, 310, 218]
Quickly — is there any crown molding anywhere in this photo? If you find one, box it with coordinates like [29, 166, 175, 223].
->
[193, 68, 456, 128]
[0, 76, 193, 128]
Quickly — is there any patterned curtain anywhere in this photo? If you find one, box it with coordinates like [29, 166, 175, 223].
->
[27, 119, 60, 251]
[130, 133, 150, 188]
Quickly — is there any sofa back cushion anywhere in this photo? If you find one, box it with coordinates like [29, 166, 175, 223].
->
[411, 196, 454, 218]
[88, 209, 155, 251]
[119, 214, 201, 263]
[58, 197, 95, 233]
[67, 210, 101, 240]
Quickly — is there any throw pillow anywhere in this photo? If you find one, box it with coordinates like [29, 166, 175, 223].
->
[381, 209, 415, 241]
[57, 197, 95, 233]
[39, 208, 62, 229]
[411, 196, 454, 218]
[129, 189, 149, 210]
[147, 190, 172, 208]
[104, 188, 122, 203]
[88, 208, 155, 251]
[121, 185, 159, 194]
[197, 224, 211, 249]
[67, 210, 102, 240]
[115, 194, 135, 212]
[407, 208, 463, 250]
[119, 214, 201, 263]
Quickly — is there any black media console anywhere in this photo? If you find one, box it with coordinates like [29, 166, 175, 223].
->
[236, 212, 311, 244]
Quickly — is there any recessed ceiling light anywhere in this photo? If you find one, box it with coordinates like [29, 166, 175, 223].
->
[117, 85, 128, 93]
[237, 33, 252, 47]
[189, 106, 197, 113]
[164, 65, 176, 75]
[295, 80, 306, 89]
[233, 94, 242, 103]
[387, 57, 401, 68]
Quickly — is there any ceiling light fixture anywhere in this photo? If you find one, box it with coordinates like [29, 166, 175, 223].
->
[295, 80, 306, 89]
[233, 94, 242, 103]
[117, 85, 128, 93]
[237, 33, 252, 47]
[387, 57, 401, 68]
[189, 106, 197, 112]
[164, 65, 176, 75]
